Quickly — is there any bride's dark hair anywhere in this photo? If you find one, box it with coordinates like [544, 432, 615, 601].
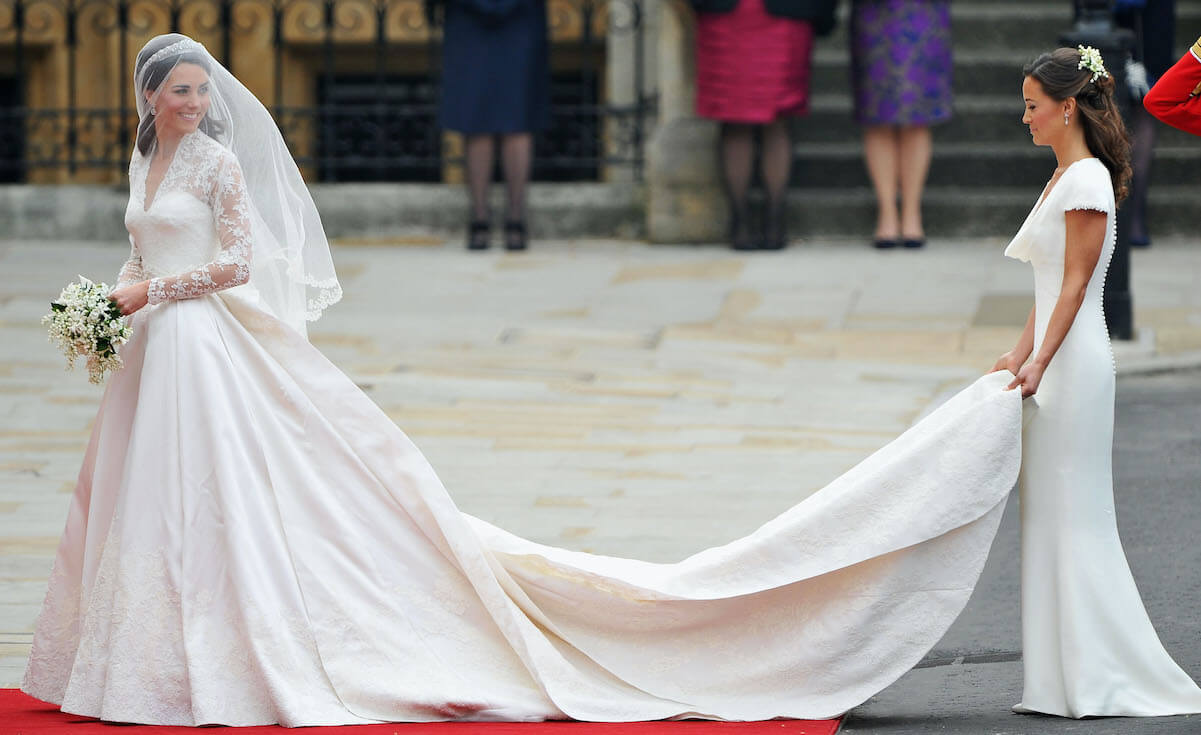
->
[134, 36, 225, 156]
[1023, 47, 1131, 203]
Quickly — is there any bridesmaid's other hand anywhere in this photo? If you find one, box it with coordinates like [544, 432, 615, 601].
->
[110, 280, 150, 316]
[991, 351, 1023, 375]
[1005, 362, 1045, 398]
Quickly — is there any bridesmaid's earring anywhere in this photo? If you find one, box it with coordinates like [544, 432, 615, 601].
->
[1064, 112, 1070, 126]
[150, 106, 157, 116]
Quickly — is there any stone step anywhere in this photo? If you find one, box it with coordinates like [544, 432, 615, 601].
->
[819, 3, 1201, 53]
[789, 142, 1200, 189]
[822, 6, 1056, 52]
[307, 183, 1201, 240]
[0, 182, 1191, 241]
[810, 50, 1030, 98]
[793, 94, 1201, 147]
[808, 50, 1153, 99]
[301, 183, 1200, 240]
[783, 185, 1196, 238]
[811, 41, 1201, 101]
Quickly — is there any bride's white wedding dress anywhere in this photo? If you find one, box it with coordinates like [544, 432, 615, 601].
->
[21, 129, 1026, 726]
[1005, 156, 1201, 717]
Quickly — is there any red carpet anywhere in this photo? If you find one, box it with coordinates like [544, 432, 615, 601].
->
[2, 691, 841, 734]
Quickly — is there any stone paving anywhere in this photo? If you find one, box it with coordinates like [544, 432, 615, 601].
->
[1, 236, 1199, 688]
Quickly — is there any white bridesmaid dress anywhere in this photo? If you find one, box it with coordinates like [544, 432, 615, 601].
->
[1005, 156, 1201, 718]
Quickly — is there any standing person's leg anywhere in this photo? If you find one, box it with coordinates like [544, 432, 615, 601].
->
[898, 124, 932, 248]
[500, 132, 534, 250]
[464, 134, 496, 250]
[1127, 107, 1156, 247]
[1121, 0, 1175, 246]
[863, 125, 901, 248]
[721, 122, 756, 250]
[760, 116, 793, 249]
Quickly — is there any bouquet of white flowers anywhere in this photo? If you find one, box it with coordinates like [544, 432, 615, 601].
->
[43, 277, 133, 384]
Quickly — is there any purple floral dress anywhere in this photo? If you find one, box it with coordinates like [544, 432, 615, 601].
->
[850, 0, 953, 126]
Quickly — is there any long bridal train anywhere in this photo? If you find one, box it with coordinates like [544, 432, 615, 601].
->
[22, 278, 1025, 727]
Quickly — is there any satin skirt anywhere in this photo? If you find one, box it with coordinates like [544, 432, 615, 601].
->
[23, 292, 1024, 726]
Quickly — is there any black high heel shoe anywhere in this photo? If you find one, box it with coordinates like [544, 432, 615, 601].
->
[761, 205, 787, 250]
[467, 220, 490, 251]
[729, 209, 756, 251]
[504, 220, 528, 251]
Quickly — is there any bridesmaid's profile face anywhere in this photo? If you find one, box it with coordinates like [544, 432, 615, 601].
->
[151, 62, 211, 139]
[1021, 76, 1063, 148]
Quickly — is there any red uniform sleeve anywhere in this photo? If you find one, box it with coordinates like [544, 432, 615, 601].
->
[1144, 39, 1201, 137]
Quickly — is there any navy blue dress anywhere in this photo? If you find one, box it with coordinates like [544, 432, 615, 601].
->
[439, 0, 551, 134]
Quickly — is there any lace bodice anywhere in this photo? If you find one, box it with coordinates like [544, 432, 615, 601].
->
[120, 131, 251, 304]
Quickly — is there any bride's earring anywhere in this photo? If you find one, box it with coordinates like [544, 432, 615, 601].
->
[150, 106, 157, 116]
[1064, 111, 1070, 126]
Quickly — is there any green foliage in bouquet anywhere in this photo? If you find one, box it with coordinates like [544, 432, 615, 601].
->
[43, 277, 133, 384]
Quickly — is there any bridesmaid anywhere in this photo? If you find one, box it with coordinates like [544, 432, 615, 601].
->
[689, 0, 838, 250]
[850, 0, 953, 249]
[994, 46, 1201, 718]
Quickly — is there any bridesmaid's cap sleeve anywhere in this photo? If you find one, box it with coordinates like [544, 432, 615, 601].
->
[1059, 159, 1113, 214]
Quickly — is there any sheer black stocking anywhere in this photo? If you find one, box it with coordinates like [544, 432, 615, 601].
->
[1127, 107, 1156, 245]
[761, 118, 792, 247]
[500, 133, 533, 229]
[464, 134, 495, 223]
[720, 123, 755, 248]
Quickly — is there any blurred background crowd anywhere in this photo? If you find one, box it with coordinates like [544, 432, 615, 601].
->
[0, 0, 1192, 250]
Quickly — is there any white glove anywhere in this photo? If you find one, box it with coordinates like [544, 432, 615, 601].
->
[1126, 58, 1150, 101]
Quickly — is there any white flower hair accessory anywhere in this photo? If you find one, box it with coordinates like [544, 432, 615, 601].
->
[1077, 45, 1109, 83]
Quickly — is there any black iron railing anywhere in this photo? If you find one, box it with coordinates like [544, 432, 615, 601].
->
[0, 0, 656, 183]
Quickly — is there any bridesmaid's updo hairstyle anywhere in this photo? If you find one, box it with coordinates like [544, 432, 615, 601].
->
[134, 35, 224, 156]
[1024, 47, 1132, 203]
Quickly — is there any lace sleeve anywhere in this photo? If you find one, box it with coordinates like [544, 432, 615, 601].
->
[115, 236, 146, 289]
[146, 153, 252, 305]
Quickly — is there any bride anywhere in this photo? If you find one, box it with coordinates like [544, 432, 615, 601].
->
[15, 35, 1193, 726]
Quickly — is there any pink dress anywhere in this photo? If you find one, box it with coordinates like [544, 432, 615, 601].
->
[695, 0, 815, 123]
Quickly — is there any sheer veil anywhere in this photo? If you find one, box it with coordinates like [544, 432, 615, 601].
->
[133, 33, 341, 335]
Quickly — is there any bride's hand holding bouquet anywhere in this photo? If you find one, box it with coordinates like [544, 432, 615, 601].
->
[42, 276, 135, 384]
[109, 280, 150, 316]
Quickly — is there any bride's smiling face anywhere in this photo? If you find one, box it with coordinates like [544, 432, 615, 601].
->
[1022, 76, 1066, 148]
[149, 62, 211, 140]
